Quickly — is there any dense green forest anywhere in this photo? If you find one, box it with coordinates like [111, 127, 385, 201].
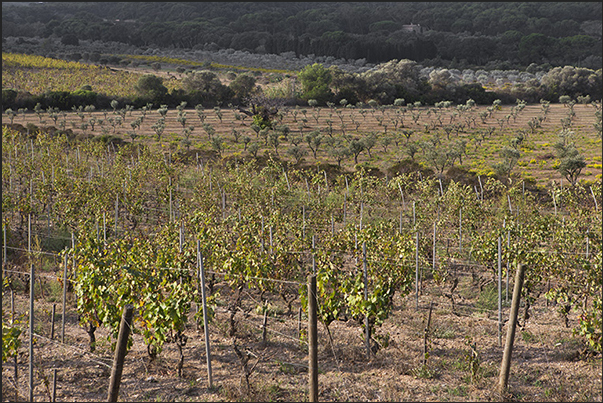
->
[2, 2, 602, 70]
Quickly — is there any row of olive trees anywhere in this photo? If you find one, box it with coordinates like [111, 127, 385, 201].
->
[5, 77, 599, 185]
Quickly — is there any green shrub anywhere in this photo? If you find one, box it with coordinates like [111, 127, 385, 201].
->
[476, 283, 498, 313]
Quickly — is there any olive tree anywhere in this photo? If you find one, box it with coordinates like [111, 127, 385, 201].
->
[554, 130, 587, 186]
[421, 135, 458, 178]
[287, 145, 307, 164]
[305, 130, 323, 159]
[493, 146, 521, 180]
[211, 136, 225, 157]
[348, 139, 365, 164]
[268, 130, 281, 155]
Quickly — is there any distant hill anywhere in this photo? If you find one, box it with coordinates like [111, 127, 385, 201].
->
[2, 2, 601, 70]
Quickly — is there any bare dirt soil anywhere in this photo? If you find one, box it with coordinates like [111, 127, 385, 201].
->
[2, 267, 601, 402]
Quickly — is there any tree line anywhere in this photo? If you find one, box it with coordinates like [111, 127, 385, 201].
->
[3, 56, 601, 113]
[2, 2, 601, 71]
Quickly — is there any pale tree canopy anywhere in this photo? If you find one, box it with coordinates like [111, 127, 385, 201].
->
[360, 59, 422, 104]
[542, 66, 601, 99]
[429, 68, 455, 90]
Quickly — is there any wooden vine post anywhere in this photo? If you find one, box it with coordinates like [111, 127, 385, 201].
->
[107, 304, 134, 402]
[28, 213, 31, 255]
[52, 368, 57, 402]
[362, 242, 370, 359]
[198, 245, 213, 389]
[50, 303, 56, 340]
[506, 230, 510, 302]
[459, 207, 462, 253]
[498, 236, 502, 347]
[415, 231, 419, 310]
[29, 263, 34, 403]
[62, 252, 68, 343]
[422, 301, 434, 366]
[308, 274, 318, 402]
[499, 264, 526, 395]
[11, 289, 18, 401]
[114, 196, 119, 235]
[262, 306, 268, 344]
[3, 223, 6, 268]
[298, 307, 302, 339]
[432, 222, 436, 273]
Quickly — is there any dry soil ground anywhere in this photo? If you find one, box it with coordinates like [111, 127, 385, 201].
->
[2, 264, 602, 402]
